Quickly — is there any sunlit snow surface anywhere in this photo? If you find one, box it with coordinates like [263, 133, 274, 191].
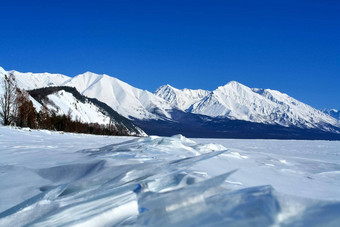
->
[0, 127, 340, 226]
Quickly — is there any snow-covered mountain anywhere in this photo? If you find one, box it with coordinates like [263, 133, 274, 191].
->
[28, 86, 146, 136]
[0, 67, 146, 136]
[42, 90, 112, 125]
[62, 72, 174, 120]
[0, 66, 69, 110]
[2, 66, 340, 137]
[155, 84, 210, 110]
[322, 109, 340, 120]
[1, 67, 175, 120]
[155, 81, 339, 131]
[8, 70, 70, 90]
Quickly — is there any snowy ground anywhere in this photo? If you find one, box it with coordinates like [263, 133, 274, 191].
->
[0, 126, 339, 226]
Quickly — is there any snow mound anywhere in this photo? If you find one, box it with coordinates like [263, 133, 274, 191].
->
[81, 135, 226, 159]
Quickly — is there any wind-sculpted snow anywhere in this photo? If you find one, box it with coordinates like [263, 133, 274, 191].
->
[0, 127, 340, 226]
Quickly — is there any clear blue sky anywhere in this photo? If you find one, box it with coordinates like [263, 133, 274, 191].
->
[1, 0, 339, 109]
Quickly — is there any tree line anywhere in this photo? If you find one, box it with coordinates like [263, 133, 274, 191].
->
[0, 73, 131, 136]
[29, 85, 140, 134]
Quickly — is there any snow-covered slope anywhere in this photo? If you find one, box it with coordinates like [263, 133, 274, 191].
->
[1, 127, 340, 225]
[155, 84, 210, 110]
[155, 81, 340, 130]
[3, 66, 339, 133]
[63, 72, 174, 120]
[0, 67, 64, 122]
[323, 109, 340, 120]
[8, 70, 71, 90]
[29, 87, 146, 136]
[45, 90, 111, 125]
[0, 67, 44, 117]
[0, 67, 145, 135]
[252, 87, 339, 128]
[0, 66, 6, 78]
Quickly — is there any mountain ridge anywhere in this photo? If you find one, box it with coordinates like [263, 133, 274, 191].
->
[62, 71, 174, 120]
[2, 66, 339, 138]
[154, 80, 339, 131]
[28, 86, 146, 136]
[322, 109, 340, 121]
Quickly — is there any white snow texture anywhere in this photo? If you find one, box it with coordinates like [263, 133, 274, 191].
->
[0, 127, 339, 226]
[2, 66, 339, 131]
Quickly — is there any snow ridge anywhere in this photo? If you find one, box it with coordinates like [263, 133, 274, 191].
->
[1, 66, 339, 132]
[155, 84, 210, 111]
[8, 70, 71, 90]
[155, 81, 340, 130]
[29, 87, 147, 136]
[63, 72, 174, 120]
[322, 109, 340, 120]
[0, 67, 146, 136]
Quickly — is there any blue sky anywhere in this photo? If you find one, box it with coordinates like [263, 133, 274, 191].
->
[1, 0, 339, 109]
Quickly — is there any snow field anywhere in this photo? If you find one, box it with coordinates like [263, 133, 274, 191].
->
[0, 126, 340, 226]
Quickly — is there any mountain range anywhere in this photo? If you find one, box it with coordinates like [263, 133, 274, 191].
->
[1, 66, 339, 139]
[0, 67, 146, 136]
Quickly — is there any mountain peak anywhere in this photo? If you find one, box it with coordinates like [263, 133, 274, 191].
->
[164, 84, 174, 89]
[161, 84, 175, 89]
[155, 84, 177, 94]
[78, 71, 102, 77]
[155, 84, 210, 111]
[216, 81, 250, 94]
[75, 72, 125, 85]
[3, 67, 339, 134]
[224, 80, 246, 88]
[228, 80, 241, 85]
[83, 71, 96, 75]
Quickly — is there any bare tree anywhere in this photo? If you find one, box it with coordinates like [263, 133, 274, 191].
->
[0, 73, 17, 125]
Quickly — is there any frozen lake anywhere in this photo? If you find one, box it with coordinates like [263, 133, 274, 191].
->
[1, 126, 339, 226]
